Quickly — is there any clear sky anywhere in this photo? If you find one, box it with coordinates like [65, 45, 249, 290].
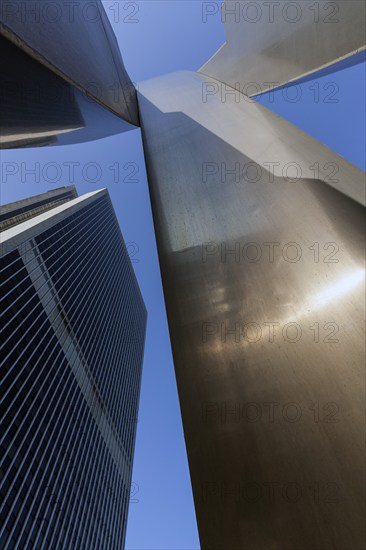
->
[1, 2, 365, 549]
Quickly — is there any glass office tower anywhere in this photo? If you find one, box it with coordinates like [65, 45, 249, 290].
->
[0, 187, 147, 549]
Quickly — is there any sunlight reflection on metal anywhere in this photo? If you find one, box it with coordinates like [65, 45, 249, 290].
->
[311, 268, 364, 309]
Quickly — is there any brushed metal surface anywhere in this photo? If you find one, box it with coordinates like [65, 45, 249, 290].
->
[138, 70, 365, 549]
[200, 0, 366, 97]
[0, 34, 134, 148]
[0, 0, 139, 125]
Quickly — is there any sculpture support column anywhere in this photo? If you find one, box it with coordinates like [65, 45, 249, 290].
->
[138, 70, 365, 549]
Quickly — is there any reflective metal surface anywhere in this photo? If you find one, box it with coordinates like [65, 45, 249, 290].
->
[0, 35, 134, 148]
[200, 0, 366, 96]
[0, 0, 139, 125]
[138, 70, 365, 549]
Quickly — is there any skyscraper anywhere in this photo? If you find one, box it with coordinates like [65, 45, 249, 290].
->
[0, 187, 147, 549]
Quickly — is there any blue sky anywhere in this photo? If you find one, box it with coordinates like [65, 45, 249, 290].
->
[1, 2, 365, 549]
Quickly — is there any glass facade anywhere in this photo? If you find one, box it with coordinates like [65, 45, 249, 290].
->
[0, 187, 78, 231]
[0, 189, 146, 549]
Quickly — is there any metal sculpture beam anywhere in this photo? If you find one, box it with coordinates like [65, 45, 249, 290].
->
[138, 69, 365, 550]
[137, 2, 366, 544]
[200, 0, 366, 96]
[0, 0, 139, 147]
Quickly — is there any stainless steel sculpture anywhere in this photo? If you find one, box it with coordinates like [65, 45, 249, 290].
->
[200, 0, 366, 97]
[0, 0, 139, 147]
[137, 2, 366, 548]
